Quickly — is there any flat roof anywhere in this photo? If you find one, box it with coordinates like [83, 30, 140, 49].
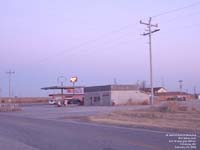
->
[84, 85, 138, 92]
[49, 93, 84, 96]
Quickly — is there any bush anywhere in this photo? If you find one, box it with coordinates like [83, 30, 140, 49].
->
[0, 104, 21, 112]
[154, 102, 189, 112]
[123, 100, 149, 106]
[0, 99, 5, 103]
[141, 100, 149, 105]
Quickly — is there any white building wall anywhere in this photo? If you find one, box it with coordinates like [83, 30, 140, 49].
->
[111, 90, 149, 105]
[157, 88, 167, 93]
[85, 90, 149, 106]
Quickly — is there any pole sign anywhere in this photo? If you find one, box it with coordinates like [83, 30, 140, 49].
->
[70, 76, 78, 83]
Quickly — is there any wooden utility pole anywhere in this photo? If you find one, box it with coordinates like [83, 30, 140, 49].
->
[6, 70, 15, 98]
[140, 17, 160, 105]
[178, 80, 183, 92]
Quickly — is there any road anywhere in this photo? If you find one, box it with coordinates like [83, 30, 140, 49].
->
[0, 104, 199, 150]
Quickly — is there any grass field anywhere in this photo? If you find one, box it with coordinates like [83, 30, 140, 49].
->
[88, 102, 200, 132]
[0, 97, 48, 104]
[0, 97, 48, 112]
[0, 103, 21, 112]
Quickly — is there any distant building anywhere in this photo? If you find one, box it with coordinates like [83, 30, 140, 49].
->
[141, 87, 167, 94]
[194, 94, 200, 100]
[84, 85, 149, 106]
[155, 92, 194, 101]
[198, 94, 200, 100]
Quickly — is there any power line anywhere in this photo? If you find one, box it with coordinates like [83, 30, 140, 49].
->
[64, 29, 141, 55]
[37, 1, 200, 65]
[154, 22, 200, 38]
[152, 1, 200, 18]
[78, 36, 142, 57]
[39, 23, 138, 64]
[157, 9, 200, 26]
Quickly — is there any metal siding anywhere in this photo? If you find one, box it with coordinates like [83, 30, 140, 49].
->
[84, 85, 148, 106]
[111, 90, 149, 105]
[84, 91, 111, 106]
[84, 84, 138, 92]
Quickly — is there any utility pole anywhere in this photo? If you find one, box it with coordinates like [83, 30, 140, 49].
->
[113, 78, 118, 85]
[70, 76, 78, 98]
[178, 80, 183, 92]
[140, 17, 160, 105]
[0, 80, 1, 99]
[161, 76, 165, 87]
[57, 76, 66, 102]
[6, 70, 15, 98]
[194, 86, 196, 95]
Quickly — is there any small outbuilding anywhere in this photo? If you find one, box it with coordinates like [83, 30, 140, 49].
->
[141, 87, 167, 94]
[84, 84, 149, 106]
[155, 92, 194, 101]
[194, 94, 200, 100]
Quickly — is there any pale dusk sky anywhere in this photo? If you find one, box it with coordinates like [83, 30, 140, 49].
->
[0, 0, 200, 96]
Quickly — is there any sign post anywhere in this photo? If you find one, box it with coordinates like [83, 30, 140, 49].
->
[70, 76, 78, 97]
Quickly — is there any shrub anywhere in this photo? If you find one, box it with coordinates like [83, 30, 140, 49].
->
[154, 102, 189, 113]
[123, 100, 149, 106]
[141, 100, 149, 105]
[0, 104, 21, 112]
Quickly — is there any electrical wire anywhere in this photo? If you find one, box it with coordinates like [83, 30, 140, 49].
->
[36, 1, 200, 64]
[40, 28, 142, 63]
[39, 22, 139, 64]
[74, 36, 143, 57]
[159, 10, 200, 25]
[152, 1, 200, 18]
[161, 23, 200, 35]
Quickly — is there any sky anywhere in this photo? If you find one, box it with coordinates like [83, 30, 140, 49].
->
[0, 0, 200, 96]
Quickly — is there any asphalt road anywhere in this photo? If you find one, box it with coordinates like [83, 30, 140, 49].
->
[0, 105, 199, 150]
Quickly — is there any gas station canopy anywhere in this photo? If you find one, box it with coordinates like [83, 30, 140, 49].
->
[41, 86, 84, 90]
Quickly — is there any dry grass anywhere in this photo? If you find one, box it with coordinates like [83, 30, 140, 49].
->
[150, 102, 189, 112]
[0, 97, 48, 104]
[88, 102, 200, 132]
[119, 100, 149, 106]
[0, 103, 21, 112]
